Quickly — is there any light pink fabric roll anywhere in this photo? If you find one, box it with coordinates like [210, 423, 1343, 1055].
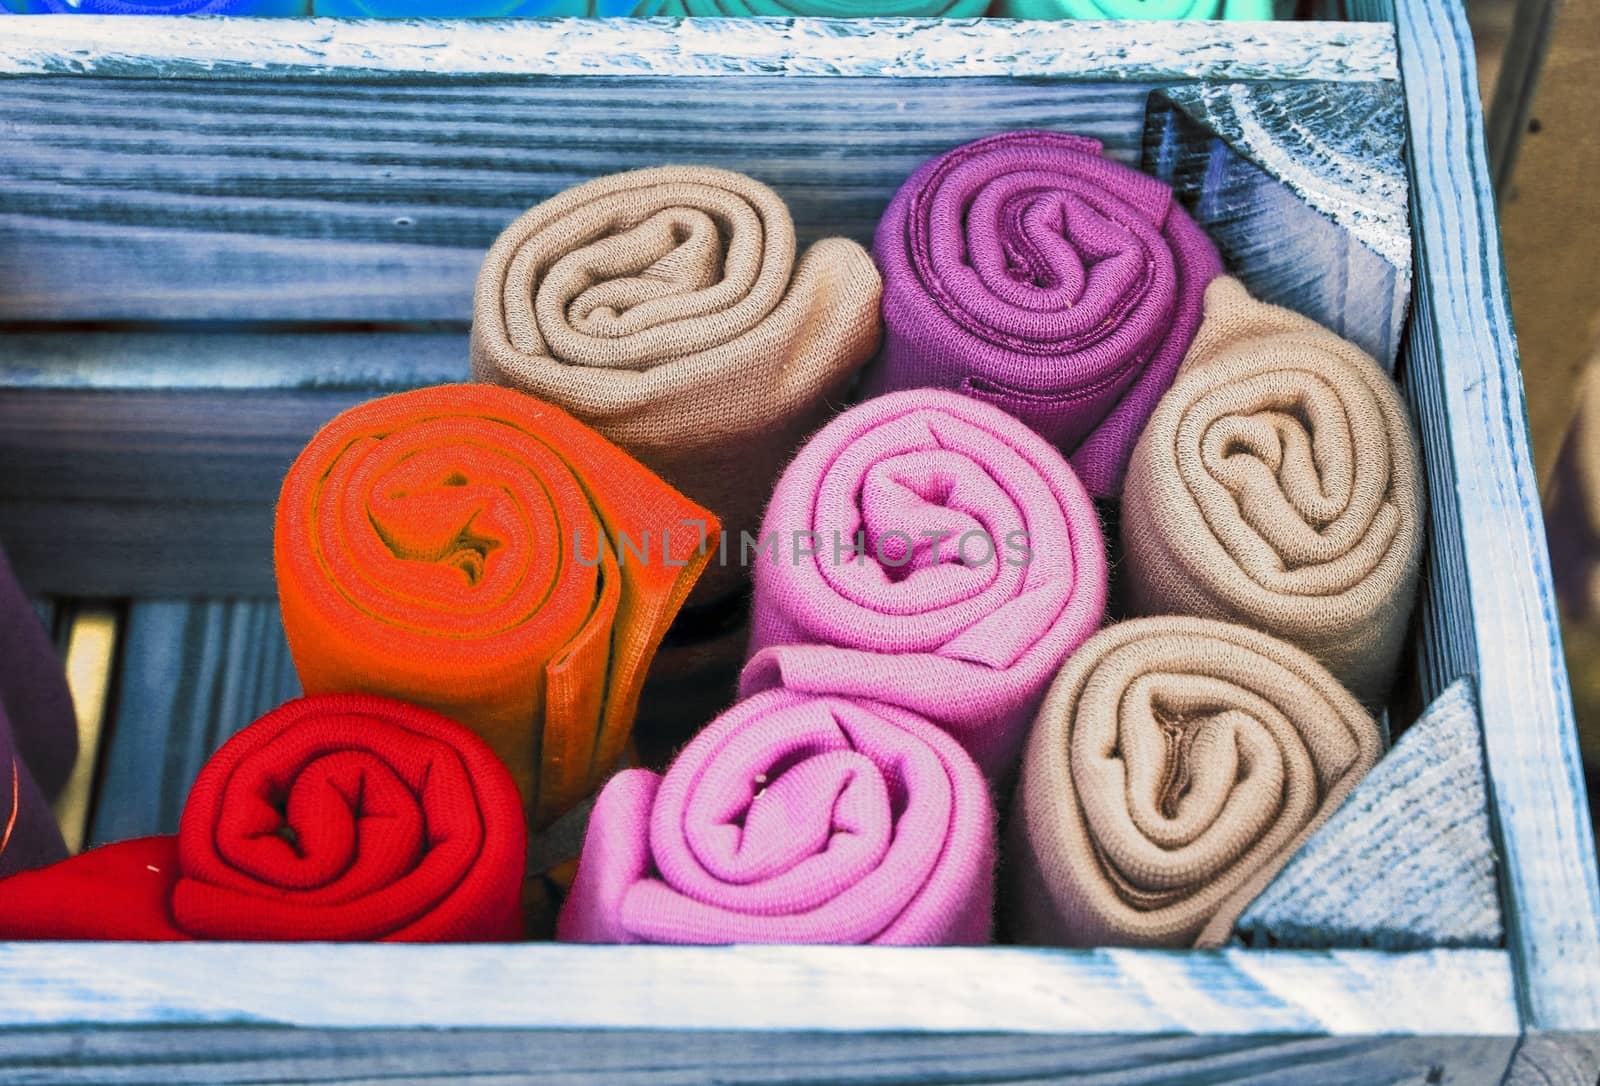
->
[556, 688, 995, 945]
[740, 388, 1108, 780]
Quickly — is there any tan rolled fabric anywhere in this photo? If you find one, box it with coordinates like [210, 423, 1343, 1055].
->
[471, 166, 884, 604]
[1008, 616, 1383, 949]
[1120, 277, 1424, 707]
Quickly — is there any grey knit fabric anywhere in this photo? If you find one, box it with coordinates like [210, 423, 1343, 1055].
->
[1234, 679, 1503, 950]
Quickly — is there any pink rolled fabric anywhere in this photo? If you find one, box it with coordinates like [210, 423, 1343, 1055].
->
[740, 388, 1108, 781]
[557, 688, 994, 945]
[868, 130, 1223, 498]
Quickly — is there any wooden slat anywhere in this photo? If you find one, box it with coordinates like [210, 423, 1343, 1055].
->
[0, 1029, 1518, 1086]
[86, 599, 299, 848]
[0, 16, 1398, 83]
[1349, 0, 1600, 1063]
[0, 388, 370, 596]
[0, 77, 1164, 322]
[0, 331, 469, 391]
[0, 943, 1520, 1036]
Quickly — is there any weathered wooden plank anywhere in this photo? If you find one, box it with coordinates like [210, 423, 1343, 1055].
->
[0, 1029, 1519, 1086]
[0, 331, 468, 390]
[0, 388, 368, 595]
[0, 17, 1398, 83]
[0, 943, 1520, 1036]
[1349, 0, 1600, 1057]
[1142, 80, 1410, 368]
[86, 598, 299, 848]
[0, 77, 1165, 322]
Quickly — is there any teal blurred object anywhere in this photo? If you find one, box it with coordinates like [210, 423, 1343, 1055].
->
[633, 0, 985, 12]
[3, 0, 307, 11]
[312, 0, 617, 13]
[992, 0, 1272, 18]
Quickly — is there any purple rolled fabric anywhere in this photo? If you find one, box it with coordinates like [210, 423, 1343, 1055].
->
[557, 688, 995, 945]
[0, 547, 76, 880]
[868, 130, 1223, 498]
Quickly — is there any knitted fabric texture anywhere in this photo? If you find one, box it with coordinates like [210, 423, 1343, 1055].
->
[0, 547, 76, 880]
[740, 388, 1107, 782]
[993, 0, 1272, 17]
[1235, 679, 1504, 950]
[1008, 616, 1382, 949]
[2, 0, 307, 11]
[867, 129, 1222, 499]
[0, 694, 526, 941]
[1120, 277, 1424, 707]
[471, 166, 882, 605]
[557, 688, 995, 945]
[275, 384, 715, 827]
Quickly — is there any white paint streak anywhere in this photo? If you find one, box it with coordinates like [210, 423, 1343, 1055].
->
[0, 14, 1397, 81]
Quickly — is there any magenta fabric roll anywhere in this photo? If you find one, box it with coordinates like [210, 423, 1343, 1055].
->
[557, 688, 994, 945]
[868, 130, 1223, 498]
[740, 388, 1107, 781]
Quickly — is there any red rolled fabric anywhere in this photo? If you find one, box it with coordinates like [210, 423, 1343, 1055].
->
[0, 694, 526, 942]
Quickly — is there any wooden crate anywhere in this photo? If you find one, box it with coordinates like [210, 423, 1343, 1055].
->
[0, 4, 1597, 1083]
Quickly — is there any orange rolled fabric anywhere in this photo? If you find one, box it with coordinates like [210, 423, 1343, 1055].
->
[275, 384, 716, 826]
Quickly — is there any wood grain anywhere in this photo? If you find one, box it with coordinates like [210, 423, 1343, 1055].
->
[86, 598, 299, 848]
[1350, 0, 1600, 1061]
[0, 16, 1398, 83]
[0, 76, 1160, 322]
[1143, 79, 1411, 368]
[0, 1029, 1519, 1086]
[0, 943, 1520, 1035]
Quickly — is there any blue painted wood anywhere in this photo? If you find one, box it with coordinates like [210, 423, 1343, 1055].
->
[0, 1028, 1519, 1085]
[1142, 80, 1410, 368]
[0, 943, 1521, 1034]
[1348, 0, 1600, 1056]
[0, 77, 1156, 323]
[0, 17, 1398, 83]
[1236, 679, 1503, 951]
[86, 599, 299, 847]
[0, 389, 375, 596]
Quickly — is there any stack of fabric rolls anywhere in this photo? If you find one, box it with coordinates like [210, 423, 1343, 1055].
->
[0, 0, 1279, 17]
[0, 127, 1425, 952]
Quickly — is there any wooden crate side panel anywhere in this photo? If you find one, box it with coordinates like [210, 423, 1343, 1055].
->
[0, 17, 1397, 83]
[0, 944, 1520, 1036]
[1376, 0, 1600, 1048]
[0, 76, 1152, 323]
[0, 1028, 1520, 1086]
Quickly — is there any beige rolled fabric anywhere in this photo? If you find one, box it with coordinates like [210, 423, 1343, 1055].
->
[1120, 277, 1424, 707]
[471, 166, 884, 604]
[1008, 616, 1383, 949]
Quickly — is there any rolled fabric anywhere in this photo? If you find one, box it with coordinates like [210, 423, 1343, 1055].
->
[1120, 277, 1424, 706]
[992, 0, 1274, 19]
[0, 546, 76, 880]
[868, 130, 1223, 499]
[0, 694, 526, 941]
[740, 388, 1107, 781]
[1009, 616, 1383, 949]
[471, 166, 882, 604]
[3, 0, 307, 12]
[558, 688, 994, 945]
[275, 384, 715, 826]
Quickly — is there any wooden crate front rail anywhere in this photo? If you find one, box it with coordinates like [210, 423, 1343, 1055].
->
[0, 5, 1596, 1085]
